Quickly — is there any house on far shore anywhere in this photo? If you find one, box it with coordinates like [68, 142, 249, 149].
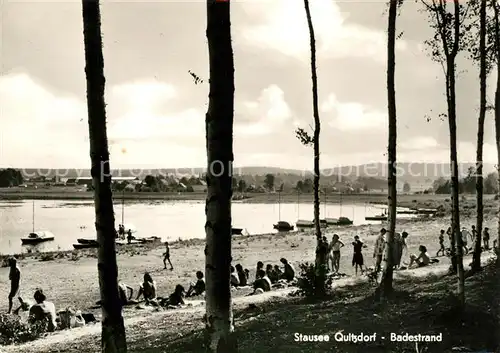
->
[191, 180, 207, 192]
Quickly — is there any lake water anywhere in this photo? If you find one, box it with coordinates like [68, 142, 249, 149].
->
[0, 199, 407, 254]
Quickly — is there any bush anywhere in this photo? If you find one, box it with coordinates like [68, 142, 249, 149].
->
[0, 314, 46, 345]
[295, 262, 333, 298]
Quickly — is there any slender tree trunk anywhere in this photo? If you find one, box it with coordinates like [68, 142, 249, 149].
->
[304, 0, 325, 294]
[492, 0, 500, 256]
[81, 0, 127, 351]
[204, 0, 236, 351]
[473, 0, 487, 272]
[449, 0, 465, 306]
[379, 0, 398, 299]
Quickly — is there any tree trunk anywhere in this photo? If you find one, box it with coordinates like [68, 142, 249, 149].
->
[204, 0, 236, 351]
[304, 0, 325, 295]
[449, 0, 465, 307]
[472, 0, 487, 272]
[81, 0, 127, 352]
[493, 0, 500, 256]
[379, 0, 398, 299]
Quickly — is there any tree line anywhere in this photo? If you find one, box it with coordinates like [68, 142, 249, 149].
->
[433, 169, 499, 194]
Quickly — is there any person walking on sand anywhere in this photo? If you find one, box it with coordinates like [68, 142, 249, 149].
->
[373, 228, 386, 273]
[163, 242, 173, 270]
[7, 258, 21, 314]
[436, 229, 446, 257]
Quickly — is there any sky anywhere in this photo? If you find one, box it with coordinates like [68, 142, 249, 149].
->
[0, 0, 498, 170]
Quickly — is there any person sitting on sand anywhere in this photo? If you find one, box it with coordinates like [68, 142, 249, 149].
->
[373, 228, 386, 272]
[29, 289, 57, 332]
[251, 270, 271, 294]
[230, 266, 240, 288]
[483, 227, 490, 250]
[352, 235, 366, 275]
[280, 258, 295, 282]
[186, 271, 205, 297]
[163, 242, 174, 270]
[265, 264, 277, 284]
[408, 245, 431, 268]
[244, 269, 250, 281]
[136, 272, 157, 303]
[235, 264, 247, 286]
[7, 257, 21, 314]
[436, 230, 446, 257]
[118, 282, 134, 306]
[160, 284, 186, 307]
[255, 261, 264, 281]
[273, 265, 283, 279]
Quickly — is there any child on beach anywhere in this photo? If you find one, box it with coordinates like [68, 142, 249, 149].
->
[460, 227, 469, 255]
[235, 264, 247, 286]
[7, 258, 21, 314]
[251, 270, 271, 294]
[118, 282, 134, 306]
[163, 242, 174, 270]
[408, 245, 430, 268]
[352, 235, 366, 275]
[471, 225, 477, 244]
[255, 261, 264, 281]
[136, 272, 157, 304]
[436, 230, 446, 257]
[373, 228, 386, 272]
[230, 266, 240, 288]
[186, 271, 206, 297]
[483, 227, 490, 250]
[329, 234, 344, 274]
[280, 258, 295, 282]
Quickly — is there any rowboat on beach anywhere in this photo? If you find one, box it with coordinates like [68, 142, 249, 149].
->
[273, 221, 294, 232]
[73, 242, 99, 250]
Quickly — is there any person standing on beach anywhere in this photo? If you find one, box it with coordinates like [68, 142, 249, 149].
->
[7, 258, 21, 314]
[483, 227, 490, 250]
[436, 230, 446, 257]
[163, 242, 173, 270]
[471, 225, 477, 244]
[373, 228, 386, 272]
[352, 235, 366, 275]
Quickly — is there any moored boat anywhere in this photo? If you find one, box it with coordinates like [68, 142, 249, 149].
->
[21, 231, 55, 245]
[73, 242, 99, 249]
[77, 238, 98, 245]
[273, 221, 294, 231]
[365, 215, 387, 221]
[296, 220, 314, 228]
[232, 228, 243, 235]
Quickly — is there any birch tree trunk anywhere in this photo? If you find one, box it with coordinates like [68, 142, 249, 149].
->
[304, 0, 326, 295]
[379, 0, 398, 298]
[204, 0, 237, 351]
[81, 0, 127, 351]
[492, 0, 500, 256]
[472, 0, 487, 272]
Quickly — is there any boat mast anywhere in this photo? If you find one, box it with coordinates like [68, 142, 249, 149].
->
[121, 189, 125, 225]
[32, 200, 35, 233]
[339, 191, 343, 217]
[278, 191, 281, 221]
[297, 189, 300, 219]
[324, 188, 327, 218]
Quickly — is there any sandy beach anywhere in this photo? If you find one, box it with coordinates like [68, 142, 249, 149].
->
[0, 210, 495, 321]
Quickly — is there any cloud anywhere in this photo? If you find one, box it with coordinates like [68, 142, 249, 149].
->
[239, 0, 407, 63]
[321, 93, 387, 131]
[235, 84, 292, 136]
[400, 136, 439, 150]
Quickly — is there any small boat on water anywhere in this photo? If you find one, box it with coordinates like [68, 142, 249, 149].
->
[365, 215, 388, 221]
[77, 238, 98, 245]
[326, 217, 353, 226]
[73, 242, 99, 250]
[296, 219, 314, 228]
[232, 228, 243, 235]
[21, 231, 55, 245]
[415, 208, 438, 215]
[273, 221, 294, 232]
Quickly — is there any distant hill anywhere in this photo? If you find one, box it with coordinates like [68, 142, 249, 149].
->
[15, 163, 496, 183]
